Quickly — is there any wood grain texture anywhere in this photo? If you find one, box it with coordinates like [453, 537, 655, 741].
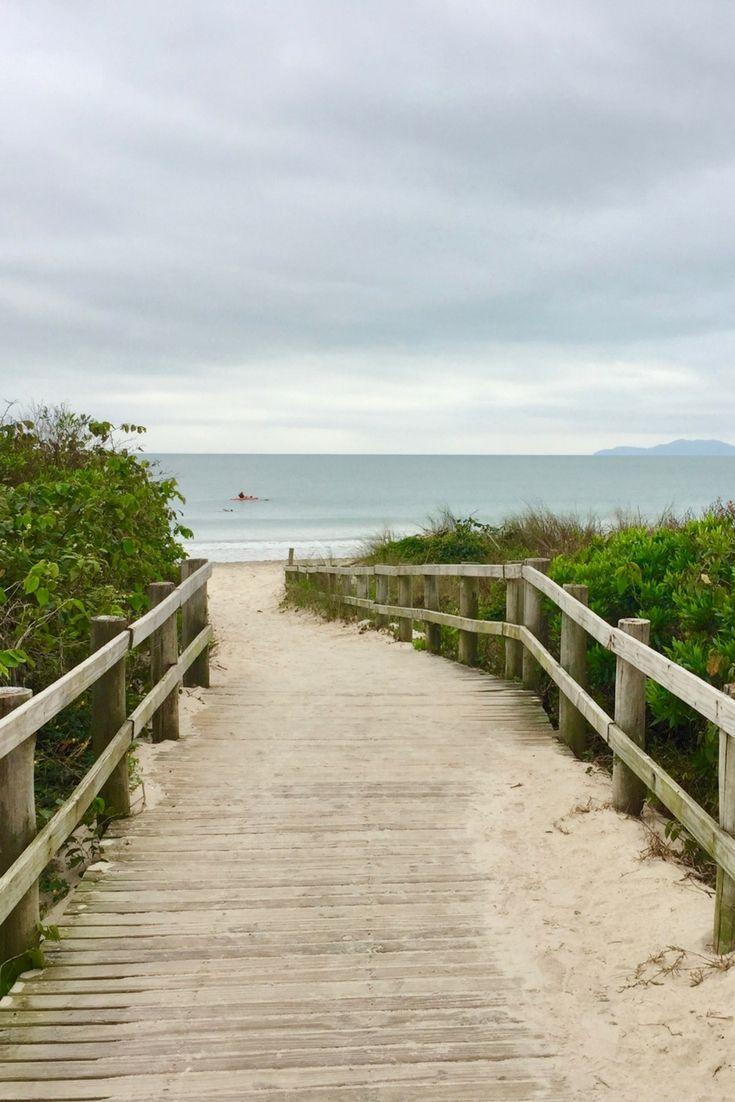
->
[0, 627, 211, 930]
[558, 584, 588, 759]
[612, 618, 650, 816]
[0, 689, 37, 960]
[521, 559, 550, 693]
[715, 685, 735, 952]
[147, 584, 180, 744]
[90, 617, 130, 818]
[0, 562, 211, 760]
[0, 582, 565, 1099]
[523, 565, 735, 736]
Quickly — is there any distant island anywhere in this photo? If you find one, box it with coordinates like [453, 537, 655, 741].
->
[595, 439, 735, 457]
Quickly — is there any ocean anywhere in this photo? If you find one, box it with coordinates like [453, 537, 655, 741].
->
[151, 454, 735, 562]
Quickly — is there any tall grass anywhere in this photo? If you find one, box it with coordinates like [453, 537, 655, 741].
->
[359, 504, 691, 566]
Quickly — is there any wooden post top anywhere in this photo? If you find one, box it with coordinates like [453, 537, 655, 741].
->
[0, 687, 33, 716]
[618, 617, 651, 635]
[182, 558, 208, 575]
[90, 615, 128, 650]
[149, 580, 176, 599]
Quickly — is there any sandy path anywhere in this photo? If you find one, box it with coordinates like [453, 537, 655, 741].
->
[210, 564, 735, 1100]
[2, 562, 734, 1101]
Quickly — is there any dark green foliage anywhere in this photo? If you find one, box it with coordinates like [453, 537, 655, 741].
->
[550, 509, 735, 815]
[365, 515, 495, 564]
[0, 406, 190, 818]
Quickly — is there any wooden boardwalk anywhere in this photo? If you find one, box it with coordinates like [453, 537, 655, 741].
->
[0, 570, 566, 1100]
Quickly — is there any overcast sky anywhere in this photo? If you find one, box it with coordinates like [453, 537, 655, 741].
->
[1, 1, 734, 453]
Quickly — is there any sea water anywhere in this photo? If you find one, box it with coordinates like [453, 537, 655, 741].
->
[150, 454, 735, 562]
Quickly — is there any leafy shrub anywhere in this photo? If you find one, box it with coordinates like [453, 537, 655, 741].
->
[0, 406, 191, 816]
[550, 509, 735, 813]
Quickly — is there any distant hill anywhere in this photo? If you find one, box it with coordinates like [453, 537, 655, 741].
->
[595, 439, 735, 457]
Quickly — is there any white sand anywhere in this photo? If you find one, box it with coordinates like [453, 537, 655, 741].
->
[150, 562, 735, 1100]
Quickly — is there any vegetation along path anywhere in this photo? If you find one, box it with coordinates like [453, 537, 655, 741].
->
[1, 564, 733, 1100]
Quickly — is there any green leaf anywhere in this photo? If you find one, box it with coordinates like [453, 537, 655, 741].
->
[121, 538, 135, 556]
[35, 587, 50, 608]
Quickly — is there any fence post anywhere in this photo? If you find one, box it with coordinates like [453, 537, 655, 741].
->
[612, 618, 650, 815]
[148, 583, 180, 743]
[423, 572, 442, 655]
[337, 572, 350, 611]
[90, 616, 131, 818]
[375, 572, 390, 629]
[458, 574, 479, 666]
[521, 558, 550, 691]
[285, 548, 295, 591]
[504, 566, 523, 679]
[356, 572, 369, 602]
[714, 685, 735, 953]
[559, 583, 589, 757]
[181, 558, 210, 689]
[397, 574, 413, 643]
[0, 688, 38, 962]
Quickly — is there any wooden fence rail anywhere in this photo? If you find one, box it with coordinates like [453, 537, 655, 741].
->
[0, 559, 212, 965]
[286, 558, 735, 953]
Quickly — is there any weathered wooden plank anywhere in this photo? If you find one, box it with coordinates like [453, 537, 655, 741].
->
[0, 633, 128, 761]
[521, 559, 550, 692]
[504, 567, 523, 680]
[128, 561, 212, 649]
[0, 689, 38, 961]
[523, 565, 735, 736]
[181, 558, 210, 688]
[458, 576, 478, 666]
[0, 627, 211, 930]
[0, 563, 212, 762]
[0, 723, 133, 928]
[373, 564, 512, 579]
[612, 618, 650, 816]
[130, 626, 212, 736]
[148, 582, 180, 743]
[558, 584, 589, 758]
[305, 564, 518, 580]
[715, 700, 735, 952]
[517, 626, 735, 882]
[90, 616, 130, 819]
[0, 564, 571, 1099]
[341, 598, 505, 636]
[397, 576, 413, 643]
[375, 574, 390, 629]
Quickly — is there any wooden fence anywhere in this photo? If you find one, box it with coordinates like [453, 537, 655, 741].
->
[0, 558, 212, 966]
[286, 557, 735, 954]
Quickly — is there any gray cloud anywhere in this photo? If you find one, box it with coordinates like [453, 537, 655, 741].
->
[1, 0, 734, 451]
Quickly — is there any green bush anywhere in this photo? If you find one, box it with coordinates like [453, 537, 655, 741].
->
[550, 508, 735, 814]
[0, 407, 191, 816]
